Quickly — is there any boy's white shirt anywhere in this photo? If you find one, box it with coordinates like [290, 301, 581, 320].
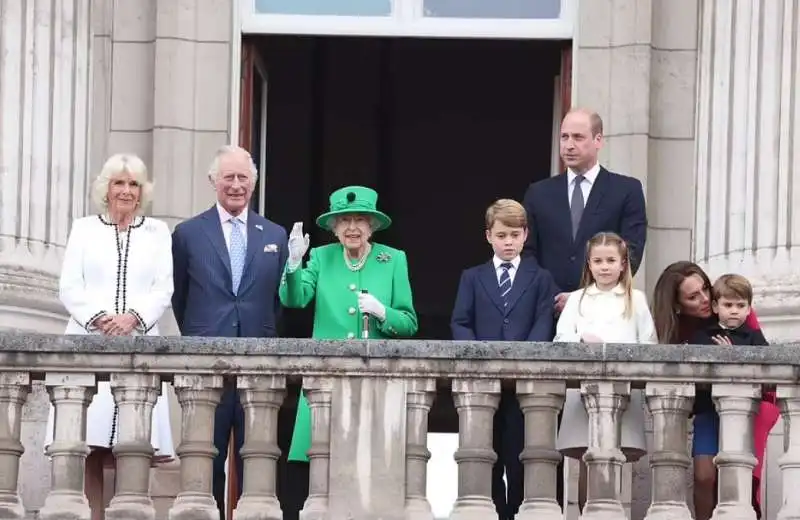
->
[554, 283, 657, 344]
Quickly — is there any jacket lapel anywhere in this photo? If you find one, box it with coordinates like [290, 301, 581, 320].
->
[477, 262, 505, 314]
[239, 211, 263, 294]
[200, 207, 233, 285]
[504, 259, 536, 313]
[576, 168, 609, 242]
[551, 174, 574, 243]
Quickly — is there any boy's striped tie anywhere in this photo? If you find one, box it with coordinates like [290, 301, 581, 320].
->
[499, 262, 513, 307]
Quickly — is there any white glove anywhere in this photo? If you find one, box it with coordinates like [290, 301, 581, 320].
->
[358, 292, 386, 321]
[287, 222, 310, 268]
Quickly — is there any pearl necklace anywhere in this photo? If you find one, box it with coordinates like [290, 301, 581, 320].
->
[344, 244, 371, 272]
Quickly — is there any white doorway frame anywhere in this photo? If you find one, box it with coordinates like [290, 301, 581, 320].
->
[239, 0, 576, 39]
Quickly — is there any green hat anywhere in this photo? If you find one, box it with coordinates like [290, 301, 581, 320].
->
[316, 186, 392, 231]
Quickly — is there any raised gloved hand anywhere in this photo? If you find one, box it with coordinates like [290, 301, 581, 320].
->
[358, 292, 386, 321]
[287, 222, 310, 268]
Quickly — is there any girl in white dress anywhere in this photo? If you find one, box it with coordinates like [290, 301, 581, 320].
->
[554, 232, 656, 510]
[45, 153, 175, 520]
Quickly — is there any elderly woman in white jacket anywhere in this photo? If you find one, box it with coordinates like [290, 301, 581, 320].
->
[46, 153, 175, 520]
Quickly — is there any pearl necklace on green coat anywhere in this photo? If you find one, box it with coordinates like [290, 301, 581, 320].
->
[343, 243, 372, 272]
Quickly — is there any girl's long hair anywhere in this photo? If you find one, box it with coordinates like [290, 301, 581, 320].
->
[578, 232, 634, 318]
[651, 261, 712, 343]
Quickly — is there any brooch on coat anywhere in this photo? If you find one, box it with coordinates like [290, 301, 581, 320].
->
[376, 252, 392, 263]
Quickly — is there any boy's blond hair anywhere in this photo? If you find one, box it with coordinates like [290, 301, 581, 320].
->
[712, 274, 754, 304]
[485, 199, 527, 230]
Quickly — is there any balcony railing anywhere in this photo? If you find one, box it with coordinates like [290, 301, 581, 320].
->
[1, 333, 799, 520]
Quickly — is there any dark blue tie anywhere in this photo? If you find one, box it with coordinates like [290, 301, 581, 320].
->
[499, 262, 513, 307]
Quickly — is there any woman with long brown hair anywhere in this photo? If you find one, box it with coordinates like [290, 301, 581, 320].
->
[652, 261, 777, 520]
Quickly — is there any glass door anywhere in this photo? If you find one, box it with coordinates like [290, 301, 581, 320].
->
[240, 40, 269, 215]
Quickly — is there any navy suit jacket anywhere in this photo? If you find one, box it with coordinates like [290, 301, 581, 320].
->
[171, 207, 288, 338]
[522, 167, 647, 293]
[451, 258, 556, 341]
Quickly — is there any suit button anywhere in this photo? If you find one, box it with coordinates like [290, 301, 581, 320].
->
[347, 332, 355, 339]
[570, 256, 576, 261]
[348, 307, 356, 315]
[233, 322, 238, 327]
[349, 284, 357, 291]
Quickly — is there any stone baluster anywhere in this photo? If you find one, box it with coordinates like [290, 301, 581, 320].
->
[449, 379, 500, 520]
[300, 377, 335, 520]
[234, 375, 286, 520]
[515, 380, 566, 520]
[775, 385, 800, 520]
[711, 383, 760, 520]
[168, 375, 223, 520]
[580, 382, 629, 520]
[105, 374, 161, 520]
[404, 378, 437, 520]
[643, 383, 695, 520]
[0, 372, 30, 520]
[40, 373, 97, 520]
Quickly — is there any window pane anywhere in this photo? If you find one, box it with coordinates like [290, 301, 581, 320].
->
[423, 0, 561, 19]
[255, 0, 392, 16]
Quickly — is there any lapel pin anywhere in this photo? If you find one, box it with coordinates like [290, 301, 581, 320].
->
[255, 224, 263, 231]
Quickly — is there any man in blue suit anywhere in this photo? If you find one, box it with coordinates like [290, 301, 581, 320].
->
[451, 199, 556, 520]
[171, 145, 288, 520]
[523, 108, 647, 312]
[521, 108, 647, 509]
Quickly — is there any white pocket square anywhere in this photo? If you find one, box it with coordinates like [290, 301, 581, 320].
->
[264, 244, 279, 253]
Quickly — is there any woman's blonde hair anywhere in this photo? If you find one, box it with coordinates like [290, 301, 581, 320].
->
[90, 153, 154, 212]
[578, 232, 634, 318]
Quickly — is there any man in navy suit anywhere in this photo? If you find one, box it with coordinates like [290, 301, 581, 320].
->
[522, 108, 647, 508]
[451, 199, 556, 520]
[171, 145, 288, 520]
[523, 109, 647, 310]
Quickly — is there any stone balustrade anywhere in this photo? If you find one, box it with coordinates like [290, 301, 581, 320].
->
[0, 333, 799, 520]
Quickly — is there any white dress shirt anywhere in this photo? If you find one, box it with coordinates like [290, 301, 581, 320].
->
[554, 283, 656, 344]
[217, 203, 249, 250]
[567, 163, 601, 208]
[492, 255, 521, 285]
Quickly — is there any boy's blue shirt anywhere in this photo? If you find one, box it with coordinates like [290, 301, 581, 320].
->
[450, 255, 557, 342]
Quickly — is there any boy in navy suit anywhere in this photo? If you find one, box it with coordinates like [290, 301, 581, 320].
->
[451, 199, 557, 520]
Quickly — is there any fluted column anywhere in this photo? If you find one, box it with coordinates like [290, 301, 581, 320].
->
[168, 375, 223, 520]
[234, 375, 286, 520]
[106, 374, 160, 520]
[643, 383, 694, 520]
[694, 0, 800, 323]
[515, 380, 565, 520]
[300, 377, 334, 520]
[776, 385, 800, 520]
[0, 0, 92, 322]
[449, 379, 500, 520]
[0, 372, 30, 520]
[711, 384, 760, 520]
[580, 382, 628, 520]
[404, 378, 436, 520]
[40, 373, 96, 520]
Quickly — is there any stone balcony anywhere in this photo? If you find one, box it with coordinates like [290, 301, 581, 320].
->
[2, 333, 800, 520]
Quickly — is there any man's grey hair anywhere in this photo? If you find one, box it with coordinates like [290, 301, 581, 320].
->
[207, 145, 259, 182]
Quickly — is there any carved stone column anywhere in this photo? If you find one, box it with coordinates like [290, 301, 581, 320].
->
[234, 375, 286, 520]
[300, 377, 335, 520]
[0, 372, 30, 520]
[695, 0, 800, 336]
[580, 382, 629, 520]
[775, 385, 800, 520]
[105, 374, 160, 520]
[404, 378, 436, 520]
[644, 383, 694, 520]
[0, 0, 93, 331]
[449, 379, 500, 520]
[40, 373, 96, 520]
[515, 380, 565, 520]
[711, 384, 760, 520]
[168, 375, 223, 520]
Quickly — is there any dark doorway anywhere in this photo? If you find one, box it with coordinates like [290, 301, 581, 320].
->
[248, 35, 565, 340]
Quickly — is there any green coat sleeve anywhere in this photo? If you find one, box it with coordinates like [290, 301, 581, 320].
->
[279, 248, 320, 308]
[377, 250, 418, 337]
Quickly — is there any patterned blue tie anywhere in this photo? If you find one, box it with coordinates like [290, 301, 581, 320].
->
[230, 217, 246, 294]
[499, 262, 513, 307]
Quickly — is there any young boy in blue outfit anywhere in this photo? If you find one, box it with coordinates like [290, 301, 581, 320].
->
[451, 199, 557, 520]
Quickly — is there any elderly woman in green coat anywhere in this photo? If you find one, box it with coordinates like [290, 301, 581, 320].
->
[280, 185, 418, 461]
